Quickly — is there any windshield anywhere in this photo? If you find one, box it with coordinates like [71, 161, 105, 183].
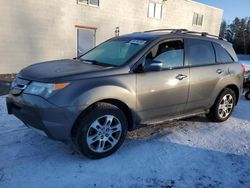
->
[80, 39, 148, 67]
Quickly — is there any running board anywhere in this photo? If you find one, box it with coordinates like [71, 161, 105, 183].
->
[141, 111, 207, 126]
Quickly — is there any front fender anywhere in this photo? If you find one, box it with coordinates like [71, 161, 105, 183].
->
[74, 85, 136, 111]
[49, 73, 136, 110]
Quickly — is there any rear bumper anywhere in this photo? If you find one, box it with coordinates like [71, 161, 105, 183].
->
[6, 94, 81, 141]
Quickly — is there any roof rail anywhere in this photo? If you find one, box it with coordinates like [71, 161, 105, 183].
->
[144, 29, 188, 33]
[143, 28, 227, 41]
[182, 31, 227, 41]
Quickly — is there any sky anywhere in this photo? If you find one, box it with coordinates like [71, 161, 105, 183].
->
[195, 0, 250, 23]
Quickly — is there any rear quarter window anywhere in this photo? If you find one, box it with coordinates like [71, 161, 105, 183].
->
[186, 39, 215, 66]
[213, 43, 234, 63]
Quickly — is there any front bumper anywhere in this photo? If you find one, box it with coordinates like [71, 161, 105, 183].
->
[6, 94, 81, 141]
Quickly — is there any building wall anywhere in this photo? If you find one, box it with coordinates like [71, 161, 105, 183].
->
[0, 0, 223, 74]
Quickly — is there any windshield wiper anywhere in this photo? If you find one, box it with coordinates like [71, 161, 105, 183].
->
[80, 59, 114, 67]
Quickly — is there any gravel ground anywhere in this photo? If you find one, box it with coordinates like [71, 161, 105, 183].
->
[0, 81, 11, 96]
[0, 74, 14, 95]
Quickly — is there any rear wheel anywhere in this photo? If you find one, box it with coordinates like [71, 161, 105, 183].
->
[207, 88, 236, 122]
[73, 102, 127, 159]
[245, 91, 250, 100]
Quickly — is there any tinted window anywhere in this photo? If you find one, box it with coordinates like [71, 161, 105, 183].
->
[187, 39, 215, 66]
[213, 43, 233, 63]
[146, 40, 184, 69]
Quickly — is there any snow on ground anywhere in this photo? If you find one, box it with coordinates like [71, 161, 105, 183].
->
[238, 55, 250, 70]
[0, 95, 250, 188]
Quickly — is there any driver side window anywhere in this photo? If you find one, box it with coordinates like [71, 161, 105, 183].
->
[146, 40, 184, 69]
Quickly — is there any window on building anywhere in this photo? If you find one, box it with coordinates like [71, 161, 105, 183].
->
[78, 0, 99, 6]
[187, 39, 215, 66]
[213, 43, 234, 63]
[192, 12, 203, 26]
[148, 2, 162, 19]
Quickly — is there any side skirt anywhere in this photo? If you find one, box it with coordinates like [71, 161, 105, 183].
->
[136, 110, 208, 128]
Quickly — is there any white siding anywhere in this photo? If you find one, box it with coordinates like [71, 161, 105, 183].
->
[0, 0, 223, 74]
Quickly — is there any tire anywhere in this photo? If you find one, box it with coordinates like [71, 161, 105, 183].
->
[245, 91, 250, 100]
[73, 102, 127, 159]
[207, 88, 236, 122]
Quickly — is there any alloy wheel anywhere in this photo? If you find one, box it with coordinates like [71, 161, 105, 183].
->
[218, 94, 234, 119]
[86, 115, 122, 153]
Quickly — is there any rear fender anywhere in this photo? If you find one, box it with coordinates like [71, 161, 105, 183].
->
[210, 76, 241, 107]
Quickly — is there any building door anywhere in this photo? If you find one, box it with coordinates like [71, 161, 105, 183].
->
[77, 27, 96, 56]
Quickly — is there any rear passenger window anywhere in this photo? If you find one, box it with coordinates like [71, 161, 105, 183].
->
[213, 43, 234, 63]
[187, 39, 215, 66]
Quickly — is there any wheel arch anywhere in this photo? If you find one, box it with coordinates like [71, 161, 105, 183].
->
[213, 84, 240, 107]
[225, 84, 240, 105]
[98, 99, 135, 131]
[71, 98, 136, 139]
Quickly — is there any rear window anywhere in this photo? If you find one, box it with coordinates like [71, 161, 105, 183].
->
[213, 43, 234, 63]
[187, 39, 215, 66]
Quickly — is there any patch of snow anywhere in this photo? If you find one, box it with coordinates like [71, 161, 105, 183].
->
[0, 96, 250, 187]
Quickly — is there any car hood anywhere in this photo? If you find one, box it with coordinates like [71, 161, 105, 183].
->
[18, 59, 115, 82]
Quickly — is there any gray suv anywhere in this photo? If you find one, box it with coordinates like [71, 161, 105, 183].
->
[7, 29, 243, 159]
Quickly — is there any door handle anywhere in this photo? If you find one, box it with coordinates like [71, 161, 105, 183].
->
[176, 74, 188, 80]
[216, 69, 224, 74]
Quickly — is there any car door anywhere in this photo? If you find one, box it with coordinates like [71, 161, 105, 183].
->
[184, 38, 227, 113]
[136, 39, 190, 122]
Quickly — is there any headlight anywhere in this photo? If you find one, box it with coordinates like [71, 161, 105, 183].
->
[11, 79, 17, 88]
[24, 82, 69, 98]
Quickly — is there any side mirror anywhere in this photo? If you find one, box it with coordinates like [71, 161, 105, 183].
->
[144, 60, 163, 72]
[133, 60, 163, 73]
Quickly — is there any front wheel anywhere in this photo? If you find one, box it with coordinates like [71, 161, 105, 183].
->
[74, 102, 127, 159]
[207, 88, 236, 122]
